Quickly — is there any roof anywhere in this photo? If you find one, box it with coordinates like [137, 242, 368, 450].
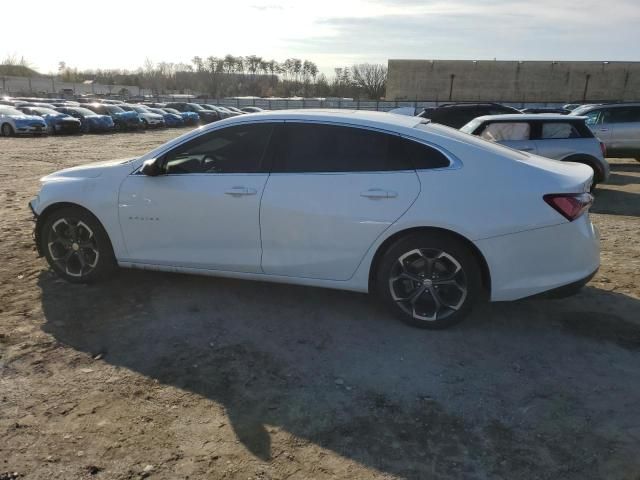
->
[473, 114, 587, 121]
[245, 109, 427, 129]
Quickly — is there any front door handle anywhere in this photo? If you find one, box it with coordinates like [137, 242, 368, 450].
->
[225, 186, 257, 196]
[521, 147, 535, 152]
[360, 188, 398, 199]
[598, 128, 609, 132]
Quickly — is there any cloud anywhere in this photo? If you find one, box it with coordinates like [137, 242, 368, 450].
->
[284, 0, 640, 66]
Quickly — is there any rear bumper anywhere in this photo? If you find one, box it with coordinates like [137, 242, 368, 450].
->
[476, 215, 600, 301]
[528, 267, 598, 299]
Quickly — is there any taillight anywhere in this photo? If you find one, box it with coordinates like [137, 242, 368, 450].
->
[544, 193, 594, 221]
[599, 141, 607, 157]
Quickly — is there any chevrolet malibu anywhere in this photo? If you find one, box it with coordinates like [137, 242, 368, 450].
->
[29, 110, 599, 329]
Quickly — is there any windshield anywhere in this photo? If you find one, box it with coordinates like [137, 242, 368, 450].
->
[164, 108, 180, 114]
[0, 106, 23, 115]
[188, 103, 204, 111]
[72, 107, 97, 116]
[35, 108, 60, 115]
[106, 106, 125, 113]
[132, 106, 149, 113]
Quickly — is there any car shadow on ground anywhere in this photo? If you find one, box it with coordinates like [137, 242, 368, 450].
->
[38, 268, 640, 478]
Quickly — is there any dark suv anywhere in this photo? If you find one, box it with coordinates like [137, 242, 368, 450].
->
[418, 103, 522, 128]
[164, 102, 220, 124]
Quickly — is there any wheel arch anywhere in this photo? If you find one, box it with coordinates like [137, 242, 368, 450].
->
[34, 202, 113, 257]
[368, 226, 491, 299]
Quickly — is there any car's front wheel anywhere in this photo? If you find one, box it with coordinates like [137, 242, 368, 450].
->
[376, 232, 483, 329]
[40, 207, 116, 283]
[1, 123, 15, 137]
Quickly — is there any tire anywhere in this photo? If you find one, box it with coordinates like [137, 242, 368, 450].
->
[1, 123, 15, 137]
[375, 232, 483, 329]
[142, 120, 149, 130]
[40, 207, 116, 283]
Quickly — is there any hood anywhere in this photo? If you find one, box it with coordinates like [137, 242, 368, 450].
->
[41, 157, 137, 180]
[12, 114, 46, 122]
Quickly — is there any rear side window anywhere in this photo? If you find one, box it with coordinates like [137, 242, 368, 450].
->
[394, 137, 450, 170]
[605, 107, 640, 123]
[480, 122, 531, 141]
[272, 123, 449, 173]
[540, 122, 581, 139]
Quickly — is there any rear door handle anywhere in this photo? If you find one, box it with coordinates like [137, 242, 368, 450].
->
[224, 186, 257, 196]
[360, 188, 398, 199]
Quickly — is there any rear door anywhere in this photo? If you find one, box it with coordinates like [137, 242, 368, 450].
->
[532, 121, 588, 160]
[606, 106, 640, 155]
[478, 121, 537, 154]
[259, 122, 421, 281]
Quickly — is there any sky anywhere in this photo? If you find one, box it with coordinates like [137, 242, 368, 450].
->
[1, 0, 639, 76]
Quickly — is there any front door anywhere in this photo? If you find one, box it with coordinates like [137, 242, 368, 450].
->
[118, 122, 276, 272]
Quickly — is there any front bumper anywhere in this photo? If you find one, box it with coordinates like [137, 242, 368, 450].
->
[28, 198, 43, 257]
[15, 124, 47, 135]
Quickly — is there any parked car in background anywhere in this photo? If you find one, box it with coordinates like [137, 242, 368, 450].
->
[84, 104, 144, 131]
[198, 104, 228, 119]
[570, 103, 640, 161]
[17, 106, 82, 134]
[520, 107, 570, 115]
[417, 103, 522, 128]
[119, 104, 165, 129]
[55, 106, 115, 133]
[146, 107, 185, 128]
[0, 105, 48, 136]
[564, 104, 583, 111]
[164, 102, 219, 124]
[161, 107, 200, 126]
[240, 106, 265, 113]
[461, 114, 609, 186]
[30, 110, 599, 329]
[224, 106, 246, 114]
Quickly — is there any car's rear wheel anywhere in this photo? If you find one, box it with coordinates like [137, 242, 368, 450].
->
[375, 232, 482, 329]
[40, 207, 116, 283]
[1, 123, 15, 137]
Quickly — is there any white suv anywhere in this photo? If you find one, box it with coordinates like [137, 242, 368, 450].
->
[461, 114, 610, 186]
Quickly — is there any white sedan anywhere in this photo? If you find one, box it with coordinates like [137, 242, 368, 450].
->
[30, 110, 599, 328]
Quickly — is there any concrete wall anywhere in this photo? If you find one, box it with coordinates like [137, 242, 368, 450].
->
[0, 75, 145, 97]
[386, 60, 640, 102]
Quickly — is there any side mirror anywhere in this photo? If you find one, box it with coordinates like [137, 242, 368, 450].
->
[140, 158, 163, 177]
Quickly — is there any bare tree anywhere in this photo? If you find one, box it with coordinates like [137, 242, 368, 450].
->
[351, 63, 387, 99]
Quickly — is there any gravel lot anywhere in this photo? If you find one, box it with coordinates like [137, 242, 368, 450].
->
[1, 130, 639, 480]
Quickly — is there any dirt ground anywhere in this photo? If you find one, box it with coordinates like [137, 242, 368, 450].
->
[1, 129, 639, 480]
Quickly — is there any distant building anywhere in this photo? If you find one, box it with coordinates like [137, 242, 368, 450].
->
[386, 60, 640, 102]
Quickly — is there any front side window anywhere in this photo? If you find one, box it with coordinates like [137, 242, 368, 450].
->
[480, 122, 531, 141]
[162, 123, 273, 174]
[583, 110, 601, 126]
[540, 122, 580, 139]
